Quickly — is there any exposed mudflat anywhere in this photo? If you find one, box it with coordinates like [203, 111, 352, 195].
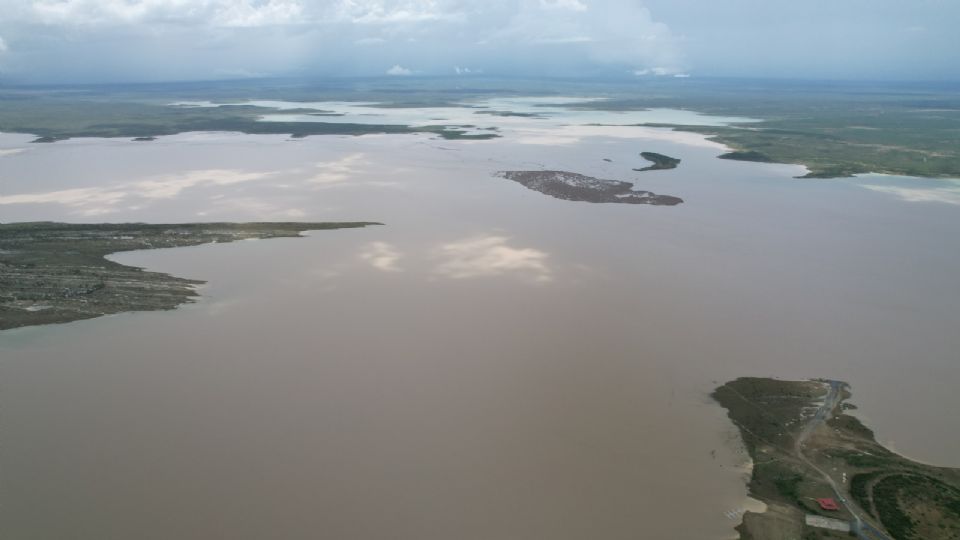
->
[497, 170, 683, 205]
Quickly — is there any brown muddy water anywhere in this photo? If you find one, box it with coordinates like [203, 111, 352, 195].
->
[1, 104, 959, 540]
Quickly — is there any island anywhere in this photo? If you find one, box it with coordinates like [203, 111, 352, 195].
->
[0, 221, 380, 331]
[714, 377, 960, 540]
[634, 151, 681, 171]
[496, 170, 683, 206]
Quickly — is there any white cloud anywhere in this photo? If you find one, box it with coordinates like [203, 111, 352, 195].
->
[454, 65, 482, 75]
[133, 169, 272, 198]
[29, 0, 304, 28]
[332, 0, 466, 25]
[434, 235, 552, 282]
[0, 36, 8, 53]
[634, 66, 684, 76]
[1, 0, 686, 82]
[0, 167, 274, 215]
[385, 64, 412, 75]
[354, 36, 386, 46]
[307, 153, 366, 185]
[533, 35, 593, 44]
[200, 196, 307, 218]
[360, 241, 403, 272]
[539, 0, 587, 11]
[862, 183, 960, 205]
[0, 186, 127, 208]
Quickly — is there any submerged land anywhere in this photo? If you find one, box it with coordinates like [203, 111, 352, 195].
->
[714, 378, 960, 540]
[0, 221, 380, 331]
[497, 170, 683, 205]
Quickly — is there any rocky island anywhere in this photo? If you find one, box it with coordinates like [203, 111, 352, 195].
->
[714, 377, 960, 540]
[496, 170, 683, 206]
[0, 221, 380, 331]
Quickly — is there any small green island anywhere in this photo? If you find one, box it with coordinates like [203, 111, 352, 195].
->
[714, 378, 960, 540]
[634, 151, 681, 171]
[0, 221, 380, 331]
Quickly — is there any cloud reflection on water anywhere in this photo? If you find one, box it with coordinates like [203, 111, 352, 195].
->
[360, 241, 403, 272]
[862, 182, 960, 205]
[433, 235, 552, 283]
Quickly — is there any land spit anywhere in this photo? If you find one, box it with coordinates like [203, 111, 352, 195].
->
[0, 221, 380, 330]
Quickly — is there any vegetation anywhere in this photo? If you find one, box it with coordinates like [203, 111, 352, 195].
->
[0, 221, 380, 331]
[0, 90, 497, 141]
[497, 170, 683, 205]
[572, 78, 960, 179]
[635, 152, 681, 171]
[714, 377, 960, 540]
[1, 77, 957, 178]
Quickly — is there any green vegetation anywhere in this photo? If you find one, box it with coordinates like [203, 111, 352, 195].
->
[0, 88, 498, 141]
[2, 77, 957, 178]
[570, 78, 960, 179]
[0, 221, 380, 331]
[473, 110, 544, 118]
[714, 377, 960, 540]
[718, 150, 775, 163]
[635, 151, 681, 171]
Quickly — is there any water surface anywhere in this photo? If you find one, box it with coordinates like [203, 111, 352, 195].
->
[1, 101, 959, 539]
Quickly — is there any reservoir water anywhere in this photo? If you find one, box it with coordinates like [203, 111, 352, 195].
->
[1, 100, 959, 539]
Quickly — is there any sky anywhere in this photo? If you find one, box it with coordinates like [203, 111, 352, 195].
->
[0, 0, 956, 84]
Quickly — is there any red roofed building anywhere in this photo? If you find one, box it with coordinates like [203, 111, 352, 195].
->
[817, 498, 840, 511]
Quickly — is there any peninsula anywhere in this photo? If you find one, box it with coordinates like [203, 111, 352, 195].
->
[0, 221, 380, 331]
[714, 378, 960, 540]
[634, 151, 681, 171]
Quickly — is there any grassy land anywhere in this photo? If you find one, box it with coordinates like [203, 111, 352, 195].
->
[0, 77, 957, 177]
[0, 88, 497, 141]
[571, 78, 960, 179]
[0, 221, 380, 331]
[714, 377, 960, 540]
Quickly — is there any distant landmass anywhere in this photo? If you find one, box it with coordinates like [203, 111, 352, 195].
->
[2, 79, 958, 179]
[0, 221, 380, 331]
[497, 170, 683, 206]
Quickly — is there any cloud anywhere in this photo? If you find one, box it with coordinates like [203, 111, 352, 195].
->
[0, 187, 127, 211]
[0, 168, 274, 215]
[307, 153, 366, 185]
[862, 183, 960, 205]
[354, 36, 386, 46]
[454, 65, 482, 75]
[539, 0, 587, 11]
[28, 0, 305, 28]
[333, 0, 465, 25]
[360, 241, 403, 271]
[133, 169, 273, 198]
[433, 235, 552, 282]
[197, 196, 307, 218]
[633, 66, 683, 76]
[0, 0, 686, 82]
[385, 64, 412, 75]
[0, 35, 7, 53]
